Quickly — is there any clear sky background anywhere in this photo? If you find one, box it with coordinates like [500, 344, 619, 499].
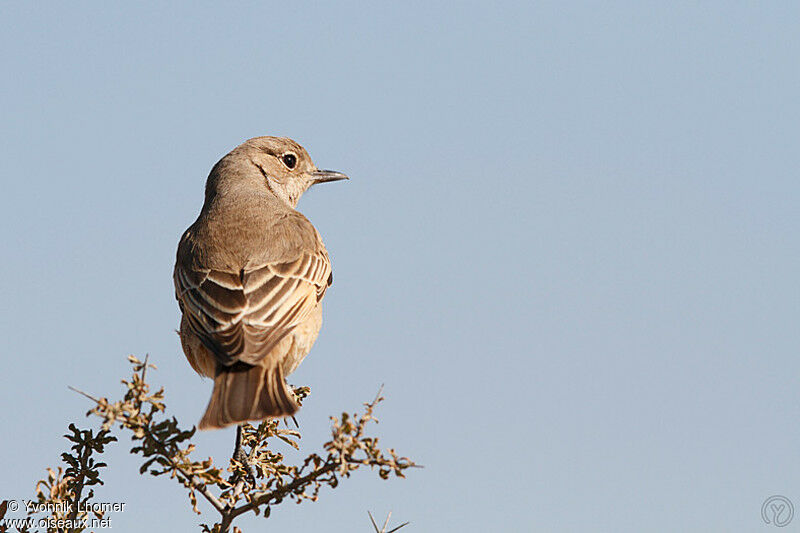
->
[1, 2, 798, 532]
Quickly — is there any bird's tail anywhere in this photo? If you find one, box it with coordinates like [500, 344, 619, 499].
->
[198, 363, 298, 430]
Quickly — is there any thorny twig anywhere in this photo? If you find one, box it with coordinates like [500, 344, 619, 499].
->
[51, 356, 418, 532]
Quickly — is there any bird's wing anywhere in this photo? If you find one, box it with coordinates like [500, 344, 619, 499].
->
[175, 246, 332, 367]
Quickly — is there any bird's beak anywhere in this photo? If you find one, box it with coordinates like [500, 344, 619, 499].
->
[310, 169, 349, 185]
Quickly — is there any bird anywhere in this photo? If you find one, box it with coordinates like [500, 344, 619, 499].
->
[174, 136, 347, 430]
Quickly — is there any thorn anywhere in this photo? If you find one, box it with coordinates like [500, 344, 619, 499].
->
[368, 511, 380, 532]
[367, 511, 408, 533]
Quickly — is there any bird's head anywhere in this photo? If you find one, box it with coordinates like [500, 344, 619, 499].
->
[206, 136, 348, 208]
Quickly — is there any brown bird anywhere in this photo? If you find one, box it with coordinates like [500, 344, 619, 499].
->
[174, 136, 347, 430]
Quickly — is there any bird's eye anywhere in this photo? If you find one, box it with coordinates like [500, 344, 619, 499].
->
[282, 153, 297, 169]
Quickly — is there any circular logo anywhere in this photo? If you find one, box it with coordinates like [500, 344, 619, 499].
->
[762, 495, 794, 527]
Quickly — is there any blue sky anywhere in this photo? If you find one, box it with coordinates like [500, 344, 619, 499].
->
[1, 2, 798, 531]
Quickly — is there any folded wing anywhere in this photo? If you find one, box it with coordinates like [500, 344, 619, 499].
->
[175, 248, 332, 367]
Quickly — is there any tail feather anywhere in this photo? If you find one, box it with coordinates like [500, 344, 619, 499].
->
[198, 363, 298, 430]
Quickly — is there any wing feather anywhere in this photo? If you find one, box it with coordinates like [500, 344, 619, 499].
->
[175, 248, 332, 367]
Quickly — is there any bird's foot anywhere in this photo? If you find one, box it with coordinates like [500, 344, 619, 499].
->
[230, 425, 257, 486]
[232, 450, 257, 486]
